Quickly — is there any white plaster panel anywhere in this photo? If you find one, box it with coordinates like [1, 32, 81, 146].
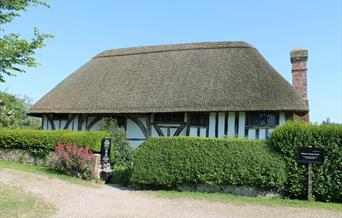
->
[248, 129, 256, 139]
[151, 126, 159, 137]
[160, 127, 168, 136]
[227, 112, 235, 137]
[189, 127, 197, 136]
[279, 112, 286, 125]
[259, 129, 266, 140]
[60, 120, 67, 130]
[238, 112, 246, 138]
[53, 121, 59, 130]
[200, 128, 207, 137]
[170, 128, 177, 137]
[126, 118, 145, 138]
[208, 112, 216, 138]
[218, 112, 225, 138]
[73, 116, 78, 131]
[42, 116, 47, 130]
[178, 127, 187, 136]
[128, 140, 145, 149]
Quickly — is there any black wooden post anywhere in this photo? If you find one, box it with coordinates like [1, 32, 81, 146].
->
[297, 147, 324, 201]
[308, 163, 313, 200]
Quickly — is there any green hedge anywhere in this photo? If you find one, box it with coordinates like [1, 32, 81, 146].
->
[269, 121, 342, 202]
[131, 137, 286, 190]
[0, 129, 109, 152]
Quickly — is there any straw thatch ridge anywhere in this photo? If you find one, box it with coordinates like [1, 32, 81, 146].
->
[29, 41, 308, 115]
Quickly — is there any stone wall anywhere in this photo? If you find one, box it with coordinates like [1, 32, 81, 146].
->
[0, 148, 56, 167]
[0, 148, 101, 178]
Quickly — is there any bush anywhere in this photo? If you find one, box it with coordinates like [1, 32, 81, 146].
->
[269, 121, 342, 202]
[111, 165, 132, 185]
[54, 143, 95, 180]
[0, 129, 109, 152]
[131, 137, 286, 191]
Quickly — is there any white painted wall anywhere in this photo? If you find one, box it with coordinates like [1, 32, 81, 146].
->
[238, 112, 246, 138]
[126, 118, 145, 138]
[40, 111, 289, 147]
[248, 128, 256, 139]
[208, 112, 216, 137]
[217, 112, 225, 138]
[151, 126, 159, 137]
[279, 112, 286, 125]
[259, 129, 266, 140]
[128, 140, 145, 148]
[227, 112, 235, 137]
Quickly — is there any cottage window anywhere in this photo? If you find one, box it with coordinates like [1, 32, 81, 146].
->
[190, 113, 209, 127]
[247, 112, 278, 127]
[154, 113, 184, 123]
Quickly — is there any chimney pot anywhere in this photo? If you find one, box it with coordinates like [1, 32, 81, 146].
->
[291, 48, 308, 63]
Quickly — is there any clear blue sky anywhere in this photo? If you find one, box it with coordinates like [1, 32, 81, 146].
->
[1, 0, 341, 123]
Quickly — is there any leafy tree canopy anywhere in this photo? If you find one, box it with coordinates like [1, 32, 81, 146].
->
[0, 0, 53, 82]
[0, 92, 41, 129]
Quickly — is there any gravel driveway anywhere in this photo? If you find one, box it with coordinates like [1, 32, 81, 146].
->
[0, 168, 340, 218]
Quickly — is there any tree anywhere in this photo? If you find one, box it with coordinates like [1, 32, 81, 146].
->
[0, 92, 41, 129]
[0, 0, 53, 82]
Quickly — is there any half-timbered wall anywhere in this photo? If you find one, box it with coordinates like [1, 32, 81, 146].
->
[41, 111, 288, 148]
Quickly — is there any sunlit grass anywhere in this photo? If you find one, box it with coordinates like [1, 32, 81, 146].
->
[0, 159, 99, 186]
[0, 182, 56, 218]
[147, 190, 342, 211]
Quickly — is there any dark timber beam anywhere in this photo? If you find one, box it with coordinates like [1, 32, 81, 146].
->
[86, 116, 102, 131]
[152, 123, 164, 136]
[63, 115, 76, 130]
[78, 115, 85, 131]
[174, 123, 186, 136]
[46, 114, 56, 130]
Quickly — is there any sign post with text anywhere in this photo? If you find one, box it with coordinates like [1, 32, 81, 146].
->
[297, 147, 324, 200]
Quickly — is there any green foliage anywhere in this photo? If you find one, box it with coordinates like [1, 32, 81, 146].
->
[0, 0, 53, 82]
[131, 137, 286, 190]
[268, 121, 342, 202]
[100, 118, 132, 167]
[0, 92, 23, 128]
[111, 165, 132, 185]
[29, 147, 50, 160]
[0, 92, 41, 129]
[0, 129, 109, 152]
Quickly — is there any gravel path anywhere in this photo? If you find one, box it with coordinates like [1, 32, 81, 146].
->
[0, 168, 340, 218]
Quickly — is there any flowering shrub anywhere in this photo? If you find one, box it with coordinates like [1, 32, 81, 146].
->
[54, 143, 95, 180]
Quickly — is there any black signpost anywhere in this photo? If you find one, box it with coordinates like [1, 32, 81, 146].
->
[100, 137, 112, 182]
[297, 147, 324, 200]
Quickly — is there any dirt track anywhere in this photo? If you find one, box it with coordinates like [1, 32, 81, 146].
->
[0, 168, 340, 218]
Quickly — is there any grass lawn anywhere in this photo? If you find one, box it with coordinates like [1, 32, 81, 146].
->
[149, 190, 342, 211]
[0, 159, 98, 186]
[0, 182, 56, 218]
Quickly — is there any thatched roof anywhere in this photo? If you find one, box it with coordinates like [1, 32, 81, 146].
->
[29, 41, 308, 115]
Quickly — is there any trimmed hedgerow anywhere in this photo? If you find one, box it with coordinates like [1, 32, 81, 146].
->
[131, 137, 286, 190]
[0, 129, 109, 152]
[268, 121, 342, 202]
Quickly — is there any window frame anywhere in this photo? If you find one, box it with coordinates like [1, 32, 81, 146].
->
[189, 113, 209, 127]
[246, 112, 279, 128]
[153, 113, 185, 124]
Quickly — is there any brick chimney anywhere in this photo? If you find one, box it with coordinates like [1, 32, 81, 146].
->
[291, 48, 309, 122]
